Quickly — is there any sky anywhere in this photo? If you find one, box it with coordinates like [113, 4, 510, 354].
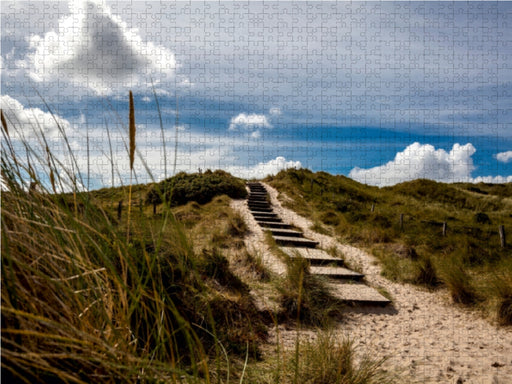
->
[1, 0, 511, 190]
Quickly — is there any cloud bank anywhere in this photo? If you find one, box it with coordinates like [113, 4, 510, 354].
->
[21, 0, 176, 95]
[349, 142, 512, 187]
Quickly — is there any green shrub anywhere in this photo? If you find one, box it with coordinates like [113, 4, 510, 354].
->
[474, 212, 491, 224]
[146, 170, 247, 207]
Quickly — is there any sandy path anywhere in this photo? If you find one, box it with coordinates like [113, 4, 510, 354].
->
[231, 183, 512, 384]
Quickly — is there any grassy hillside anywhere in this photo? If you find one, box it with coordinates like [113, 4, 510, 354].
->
[1, 169, 266, 383]
[1, 96, 393, 383]
[266, 169, 512, 324]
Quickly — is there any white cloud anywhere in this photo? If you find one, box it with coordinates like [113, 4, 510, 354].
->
[226, 156, 301, 179]
[349, 142, 480, 187]
[21, 0, 176, 95]
[269, 107, 281, 116]
[250, 130, 261, 139]
[495, 151, 512, 163]
[228, 113, 272, 131]
[1, 94, 71, 139]
[472, 175, 512, 183]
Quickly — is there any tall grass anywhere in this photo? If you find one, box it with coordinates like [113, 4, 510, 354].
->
[127, 91, 136, 241]
[1, 94, 261, 382]
[1, 98, 397, 383]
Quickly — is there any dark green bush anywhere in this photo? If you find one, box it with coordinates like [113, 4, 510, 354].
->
[146, 170, 247, 207]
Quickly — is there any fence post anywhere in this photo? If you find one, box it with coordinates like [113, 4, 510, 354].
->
[371, 203, 375, 213]
[399, 213, 404, 231]
[499, 225, 506, 248]
[442, 222, 447, 237]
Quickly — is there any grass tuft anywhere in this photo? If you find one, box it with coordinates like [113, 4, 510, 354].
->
[291, 331, 393, 384]
[278, 256, 343, 326]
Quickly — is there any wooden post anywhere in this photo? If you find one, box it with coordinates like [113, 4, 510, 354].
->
[499, 225, 506, 248]
[153, 201, 157, 215]
[117, 200, 123, 221]
[442, 222, 447, 237]
[371, 203, 375, 213]
[399, 213, 404, 231]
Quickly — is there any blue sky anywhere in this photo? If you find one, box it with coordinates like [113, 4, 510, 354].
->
[1, 1, 511, 189]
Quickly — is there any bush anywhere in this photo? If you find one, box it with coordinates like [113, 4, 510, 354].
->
[474, 212, 491, 224]
[146, 170, 247, 207]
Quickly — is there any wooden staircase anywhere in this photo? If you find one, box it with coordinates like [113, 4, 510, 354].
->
[246, 182, 390, 306]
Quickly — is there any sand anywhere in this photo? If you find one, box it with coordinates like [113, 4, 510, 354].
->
[230, 183, 512, 383]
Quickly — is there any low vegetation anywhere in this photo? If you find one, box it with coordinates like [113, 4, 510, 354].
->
[266, 168, 512, 324]
[1, 100, 392, 382]
[146, 170, 247, 207]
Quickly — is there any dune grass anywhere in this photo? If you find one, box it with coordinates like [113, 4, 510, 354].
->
[266, 168, 512, 324]
[1, 94, 263, 383]
[1, 94, 397, 383]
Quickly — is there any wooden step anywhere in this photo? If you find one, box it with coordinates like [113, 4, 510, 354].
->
[250, 206, 273, 212]
[249, 211, 278, 218]
[248, 204, 271, 210]
[248, 201, 271, 207]
[248, 196, 268, 202]
[252, 216, 282, 223]
[310, 266, 364, 280]
[327, 282, 391, 306]
[280, 247, 344, 266]
[267, 228, 304, 238]
[272, 236, 318, 248]
[257, 221, 294, 229]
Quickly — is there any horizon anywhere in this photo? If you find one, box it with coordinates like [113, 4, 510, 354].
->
[1, 0, 511, 190]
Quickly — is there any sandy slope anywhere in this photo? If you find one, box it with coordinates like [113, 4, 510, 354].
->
[231, 183, 512, 384]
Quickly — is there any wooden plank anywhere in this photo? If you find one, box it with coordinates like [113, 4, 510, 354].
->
[249, 211, 278, 218]
[280, 247, 344, 266]
[272, 235, 318, 248]
[310, 266, 364, 280]
[252, 216, 282, 223]
[257, 221, 293, 229]
[327, 282, 391, 306]
[267, 228, 304, 238]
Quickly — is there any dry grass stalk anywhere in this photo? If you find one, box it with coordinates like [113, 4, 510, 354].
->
[127, 91, 136, 241]
[1, 109, 8, 136]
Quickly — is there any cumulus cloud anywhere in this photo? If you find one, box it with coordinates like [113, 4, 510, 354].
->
[21, 0, 176, 95]
[228, 112, 272, 139]
[495, 151, 512, 163]
[229, 113, 272, 131]
[349, 142, 481, 186]
[226, 156, 301, 179]
[1, 94, 71, 139]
